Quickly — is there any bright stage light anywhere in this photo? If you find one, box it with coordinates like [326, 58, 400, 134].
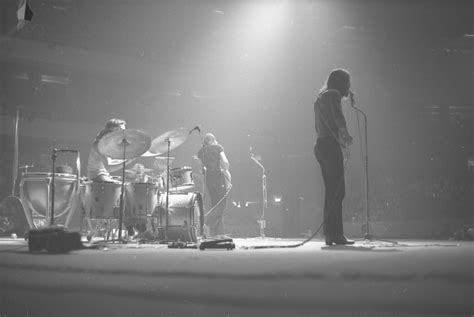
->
[246, 1, 287, 38]
[273, 195, 282, 204]
[239, 0, 290, 45]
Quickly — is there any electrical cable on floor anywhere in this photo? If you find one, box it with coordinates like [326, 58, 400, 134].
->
[243, 156, 351, 250]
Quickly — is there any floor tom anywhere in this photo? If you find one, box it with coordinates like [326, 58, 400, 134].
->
[82, 181, 122, 219]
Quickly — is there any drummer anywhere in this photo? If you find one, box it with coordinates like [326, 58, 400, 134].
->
[87, 118, 136, 183]
[125, 163, 151, 183]
[152, 156, 174, 190]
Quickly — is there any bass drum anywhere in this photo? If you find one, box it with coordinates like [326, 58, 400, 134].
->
[156, 192, 203, 243]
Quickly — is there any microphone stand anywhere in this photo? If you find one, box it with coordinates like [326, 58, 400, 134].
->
[250, 152, 267, 238]
[350, 94, 371, 240]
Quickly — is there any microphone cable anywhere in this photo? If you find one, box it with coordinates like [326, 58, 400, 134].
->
[242, 158, 350, 250]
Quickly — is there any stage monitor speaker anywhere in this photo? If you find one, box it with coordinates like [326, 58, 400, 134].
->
[28, 226, 83, 253]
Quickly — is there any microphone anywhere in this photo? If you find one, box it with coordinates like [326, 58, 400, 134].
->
[349, 91, 359, 110]
[349, 91, 355, 105]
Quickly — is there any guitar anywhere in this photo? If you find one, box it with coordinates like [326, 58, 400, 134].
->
[221, 169, 232, 190]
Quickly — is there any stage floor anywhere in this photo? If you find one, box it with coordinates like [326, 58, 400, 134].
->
[0, 237, 472, 316]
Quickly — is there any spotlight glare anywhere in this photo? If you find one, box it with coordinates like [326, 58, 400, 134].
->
[240, 1, 289, 42]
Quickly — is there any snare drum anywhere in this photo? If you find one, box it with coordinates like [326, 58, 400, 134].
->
[20, 172, 79, 229]
[125, 182, 159, 220]
[170, 166, 194, 192]
[82, 182, 122, 219]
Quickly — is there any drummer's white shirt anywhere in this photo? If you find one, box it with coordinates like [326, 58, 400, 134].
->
[87, 142, 109, 181]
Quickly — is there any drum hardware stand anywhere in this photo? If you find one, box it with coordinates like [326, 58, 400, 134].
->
[164, 137, 171, 242]
[250, 152, 267, 238]
[51, 150, 57, 226]
[50, 148, 81, 227]
[117, 136, 129, 243]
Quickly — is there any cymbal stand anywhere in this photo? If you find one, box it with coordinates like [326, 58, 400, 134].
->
[117, 135, 129, 243]
[251, 153, 267, 238]
[165, 137, 171, 241]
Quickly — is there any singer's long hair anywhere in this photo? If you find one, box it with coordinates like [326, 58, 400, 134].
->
[203, 133, 217, 146]
[320, 68, 351, 97]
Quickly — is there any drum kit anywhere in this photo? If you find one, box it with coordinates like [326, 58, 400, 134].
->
[18, 127, 204, 243]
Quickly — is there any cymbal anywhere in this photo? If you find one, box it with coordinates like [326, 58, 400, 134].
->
[148, 127, 189, 155]
[141, 150, 160, 157]
[98, 129, 151, 159]
[153, 156, 175, 161]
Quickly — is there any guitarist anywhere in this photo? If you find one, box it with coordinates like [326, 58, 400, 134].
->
[197, 133, 231, 237]
[314, 68, 355, 246]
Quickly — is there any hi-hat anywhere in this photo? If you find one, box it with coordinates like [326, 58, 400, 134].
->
[148, 127, 189, 155]
[98, 129, 151, 159]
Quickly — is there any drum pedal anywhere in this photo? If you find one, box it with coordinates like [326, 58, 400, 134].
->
[199, 238, 235, 250]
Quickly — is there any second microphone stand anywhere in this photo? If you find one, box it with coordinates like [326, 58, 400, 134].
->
[251, 153, 267, 238]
